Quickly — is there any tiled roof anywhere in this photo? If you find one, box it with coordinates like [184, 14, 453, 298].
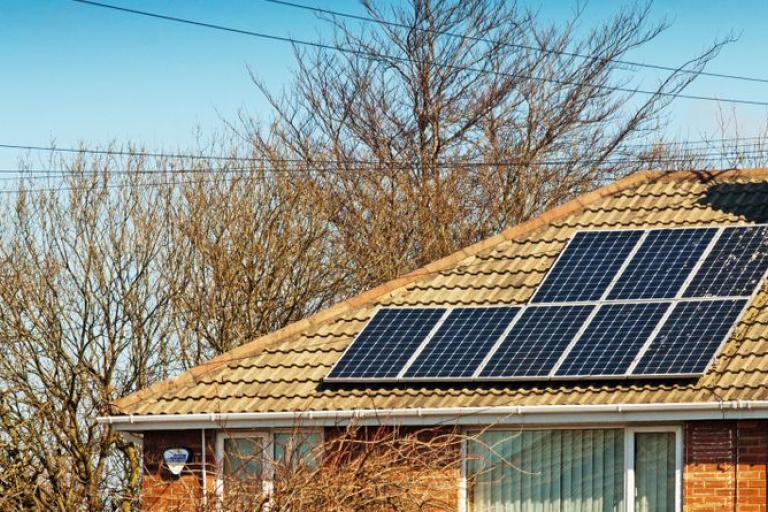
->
[113, 169, 768, 416]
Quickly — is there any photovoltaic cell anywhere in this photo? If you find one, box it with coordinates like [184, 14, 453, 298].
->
[531, 230, 644, 303]
[326, 224, 768, 383]
[326, 307, 446, 379]
[607, 228, 717, 300]
[479, 305, 594, 378]
[633, 299, 748, 376]
[684, 226, 768, 298]
[404, 307, 521, 378]
[555, 302, 669, 377]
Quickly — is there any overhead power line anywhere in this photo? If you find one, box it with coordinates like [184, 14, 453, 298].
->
[3, 149, 768, 182]
[1, 143, 767, 195]
[622, 136, 768, 148]
[0, 143, 259, 163]
[17, 137, 768, 157]
[68, 0, 768, 107]
[260, 0, 768, 85]
[9, 140, 768, 163]
[0, 152, 761, 195]
[0, 176, 250, 195]
[4, 142, 768, 172]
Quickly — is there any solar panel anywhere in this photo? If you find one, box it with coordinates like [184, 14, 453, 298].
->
[607, 228, 717, 300]
[555, 302, 669, 377]
[326, 307, 446, 380]
[633, 299, 748, 376]
[478, 305, 594, 378]
[403, 307, 521, 379]
[684, 226, 768, 298]
[325, 225, 768, 383]
[531, 230, 644, 304]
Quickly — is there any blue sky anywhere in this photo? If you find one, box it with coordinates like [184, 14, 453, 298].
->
[2, 0, 768, 169]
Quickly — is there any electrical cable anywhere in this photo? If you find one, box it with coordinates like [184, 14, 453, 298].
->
[260, 0, 768, 85]
[67, 0, 768, 107]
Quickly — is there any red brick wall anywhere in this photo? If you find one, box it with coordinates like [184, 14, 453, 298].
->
[142, 429, 216, 512]
[140, 421, 768, 512]
[684, 420, 768, 512]
[141, 426, 459, 512]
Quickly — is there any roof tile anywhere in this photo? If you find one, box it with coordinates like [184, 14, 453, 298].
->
[114, 170, 768, 415]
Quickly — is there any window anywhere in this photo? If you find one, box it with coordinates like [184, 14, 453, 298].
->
[467, 428, 680, 512]
[217, 433, 270, 505]
[216, 430, 323, 500]
[274, 431, 323, 474]
[223, 436, 264, 482]
[629, 430, 680, 512]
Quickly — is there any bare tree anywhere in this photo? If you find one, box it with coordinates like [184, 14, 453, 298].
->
[0, 1, 756, 510]
[166, 154, 352, 364]
[141, 425, 469, 512]
[0, 146, 358, 510]
[0, 157, 181, 511]
[249, 0, 727, 288]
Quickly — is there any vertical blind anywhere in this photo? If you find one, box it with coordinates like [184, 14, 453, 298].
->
[470, 429, 625, 512]
[223, 437, 264, 481]
[274, 432, 323, 472]
[634, 433, 675, 512]
[222, 436, 265, 503]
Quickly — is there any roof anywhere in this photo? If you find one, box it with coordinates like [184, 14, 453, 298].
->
[112, 169, 768, 417]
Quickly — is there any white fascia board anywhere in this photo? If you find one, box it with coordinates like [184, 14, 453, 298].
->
[98, 400, 768, 431]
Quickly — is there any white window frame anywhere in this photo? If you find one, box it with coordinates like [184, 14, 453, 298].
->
[215, 430, 272, 500]
[272, 428, 325, 468]
[461, 425, 683, 512]
[625, 426, 683, 512]
[215, 429, 324, 502]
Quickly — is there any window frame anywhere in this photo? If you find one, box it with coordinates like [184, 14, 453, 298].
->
[215, 430, 272, 500]
[460, 425, 683, 512]
[272, 428, 325, 473]
[625, 426, 683, 512]
[215, 429, 324, 501]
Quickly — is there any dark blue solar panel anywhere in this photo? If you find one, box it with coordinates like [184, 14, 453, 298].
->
[531, 230, 644, 303]
[608, 228, 717, 300]
[403, 307, 521, 378]
[326, 307, 446, 379]
[555, 302, 669, 377]
[684, 226, 768, 298]
[479, 305, 594, 378]
[633, 299, 748, 376]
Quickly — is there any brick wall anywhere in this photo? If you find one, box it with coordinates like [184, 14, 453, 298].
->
[685, 420, 768, 512]
[141, 422, 768, 512]
[142, 429, 216, 512]
[141, 426, 460, 512]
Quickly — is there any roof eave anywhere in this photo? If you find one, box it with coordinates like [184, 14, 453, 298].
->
[99, 400, 768, 431]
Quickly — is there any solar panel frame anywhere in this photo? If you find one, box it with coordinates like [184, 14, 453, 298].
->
[401, 306, 524, 380]
[621, 225, 768, 379]
[324, 224, 768, 383]
[501, 224, 766, 381]
[681, 296, 754, 377]
[607, 227, 719, 300]
[542, 304, 755, 382]
[630, 298, 751, 377]
[529, 229, 646, 304]
[616, 228, 728, 377]
[476, 304, 597, 380]
[683, 225, 768, 299]
[324, 306, 449, 382]
[554, 302, 671, 378]
[621, 224, 768, 379]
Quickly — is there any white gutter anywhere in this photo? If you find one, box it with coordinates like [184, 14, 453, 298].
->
[98, 400, 768, 431]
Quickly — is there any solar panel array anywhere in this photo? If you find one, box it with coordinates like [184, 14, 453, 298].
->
[325, 225, 768, 382]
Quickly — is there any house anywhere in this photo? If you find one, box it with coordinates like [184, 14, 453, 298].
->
[101, 169, 768, 512]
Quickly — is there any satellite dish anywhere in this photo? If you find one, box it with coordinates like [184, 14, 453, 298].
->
[163, 447, 192, 476]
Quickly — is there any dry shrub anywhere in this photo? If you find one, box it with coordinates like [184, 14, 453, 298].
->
[142, 425, 468, 512]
